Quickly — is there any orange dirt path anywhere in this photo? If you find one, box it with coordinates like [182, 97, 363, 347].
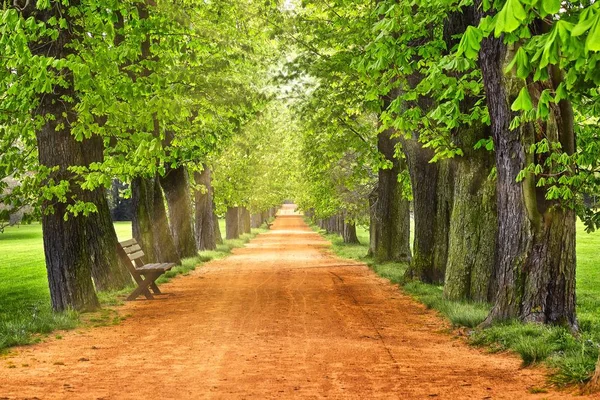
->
[0, 206, 589, 399]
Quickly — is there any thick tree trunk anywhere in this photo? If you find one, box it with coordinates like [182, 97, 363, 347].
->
[402, 139, 452, 284]
[38, 114, 101, 311]
[194, 166, 217, 251]
[479, 22, 576, 326]
[342, 221, 360, 244]
[132, 176, 181, 264]
[251, 213, 262, 228]
[213, 212, 223, 244]
[444, 124, 497, 302]
[30, 1, 131, 311]
[373, 127, 411, 262]
[240, 207, 251, 234]
[368, 188, 378, 257]
[159, 166, 197, 258]
[226, 207, 240, 239]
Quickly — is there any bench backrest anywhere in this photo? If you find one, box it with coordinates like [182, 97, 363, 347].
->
[119, 238, 146, 269]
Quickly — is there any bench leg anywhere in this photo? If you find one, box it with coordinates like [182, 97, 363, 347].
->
[129, 272, 154, 300]
[149, 282, 161, 294]
[127, 272, 161, 301]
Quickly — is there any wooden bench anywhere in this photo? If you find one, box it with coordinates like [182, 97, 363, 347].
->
[117, 239, 175, 301]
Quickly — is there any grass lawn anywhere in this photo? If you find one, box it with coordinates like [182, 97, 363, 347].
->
[0, 220, 266, 350]
[318, 220, 600, 386]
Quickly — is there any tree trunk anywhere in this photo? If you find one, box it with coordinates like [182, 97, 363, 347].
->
[479, 19, 576, 327]
[240, 207, 251, 234]
[194, 166, 217, 251]
[373, 127, 411, 262]
[38, 115, 101, 311]
[438, 8, 498, 302]
[132, 176, 181, 264]
[213, 212, 223, 245]
[402, 139, 452, 284]
[29, 1, 127, 311]
[159, 166, 197, 258]
[342, 221, 360, 244]
[368, 187, 378, 257]
[251, 213, 262, 228]
[226, 207, 241, 239]
[444, 124, 497, 302]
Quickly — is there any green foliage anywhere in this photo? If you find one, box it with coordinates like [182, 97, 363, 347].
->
[0, 0, 274, 220]
[213, 102, 300, 214]
[278, 2, 379, 223]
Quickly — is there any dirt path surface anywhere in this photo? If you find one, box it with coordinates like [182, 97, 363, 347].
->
[0, 205, 589, 399]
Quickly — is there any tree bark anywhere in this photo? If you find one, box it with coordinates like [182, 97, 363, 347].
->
[251, 213, 262, 228]
[132, 175, 181, 264]
[402, 139, 453, 284]
[213, 212, 223, 244]
[478, 17, 576, 327]
[28, 1, 129, 311]
[444, 126, 497, 302]
[226, 207, 240, 239]
[240, 207, 251, 234]
[368, 187, 378, 257]
[373, 127, 411, 262]
[159, 165, 197, 258]
[436, 8, 498, 302]
[342, 221, 360, 244]
[194, 166, 217, 251]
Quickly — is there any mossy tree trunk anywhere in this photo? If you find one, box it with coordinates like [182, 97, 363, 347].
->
[132, 176, 181, 264]
[374, 127, 411, 262]
[251, 213, 262, 228]
[28, 1, 126, 311]
[342, 221, 360, 244]
[368, 187, 378, 257]
[402, 139, 453, 284]
[160, 165, 197, 258]
[213, 212, 223, 245]
[479, 20, 576, 327]
[38, 103, 101, 312]
[442, 7, 498, 302]
[226, 206, 240, 239]
[240, 207, 251, 234]
[444, 127, 497, 302]
[194, 165, 217, 251]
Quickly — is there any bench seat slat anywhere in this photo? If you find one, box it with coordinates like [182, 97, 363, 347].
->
[128, 250, 145, 261]
[123, 244, 142, 254]
[138, 263, 175, 272]
[120, 238, 137, 247]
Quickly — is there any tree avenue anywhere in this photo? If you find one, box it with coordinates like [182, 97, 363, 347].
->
[3, 0, 600, 388]
[282, 0, 600, 333]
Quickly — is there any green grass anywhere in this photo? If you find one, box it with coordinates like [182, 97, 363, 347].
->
[0, 220, 267, 350]
[314, 219, 600, 386]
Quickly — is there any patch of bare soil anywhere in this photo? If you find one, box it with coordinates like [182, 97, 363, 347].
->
[0, 206, 590, 399]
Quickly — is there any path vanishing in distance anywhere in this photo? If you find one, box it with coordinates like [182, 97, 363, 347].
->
[0, 205, 588, 399]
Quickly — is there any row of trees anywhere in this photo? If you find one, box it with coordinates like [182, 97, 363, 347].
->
[0, 1, 292, 312]
[284, 0, 600, 330]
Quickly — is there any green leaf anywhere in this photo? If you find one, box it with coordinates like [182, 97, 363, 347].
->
[585, 16, 600, 52]
[572, 7, 596, 37]
[541, 0, 561, 16]
[504, 47, 530, 78]
[511, 87, 533, 111]
[495, 0, 528, 37]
